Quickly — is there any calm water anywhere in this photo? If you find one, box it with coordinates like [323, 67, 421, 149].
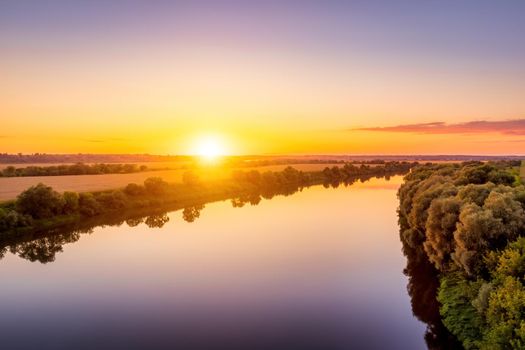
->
[0, 176, 428, 350]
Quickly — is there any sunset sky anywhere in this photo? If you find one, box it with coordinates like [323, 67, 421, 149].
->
[2, 1, 525, 155]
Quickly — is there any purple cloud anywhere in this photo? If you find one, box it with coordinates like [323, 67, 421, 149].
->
[355, 119, 525, 135]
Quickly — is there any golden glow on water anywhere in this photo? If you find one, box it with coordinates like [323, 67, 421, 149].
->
[0, 176, 427, 348]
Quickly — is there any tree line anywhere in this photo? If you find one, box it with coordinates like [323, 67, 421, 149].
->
[0, 162, 416, 264]
[0, 153, 191, 164]
[0, 162, 416, 236]
[0, 163, 155, 177]
[398, 160, 525, 349]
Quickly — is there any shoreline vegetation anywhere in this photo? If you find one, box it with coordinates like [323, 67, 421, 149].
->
[0, 162, 415, 248]
[0, 158, 409, 178]
[0, 162, 170, 177]
[0, 159, 394, 178]
[397, 160, 525, 349]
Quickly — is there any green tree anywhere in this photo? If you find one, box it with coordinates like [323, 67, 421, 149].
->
[437, 273, 483, 350]
[78, 193, 101, 217]
[423, 196, 461, 270]
[16, 183, 64, 219]
[97, 191, 126, 210]
[62, 191, 79, 214]
[144, 177, 169, 194]
[483, 277, 525, 349]
[124, 183, 145, 196]
[453, 203, 504, 276]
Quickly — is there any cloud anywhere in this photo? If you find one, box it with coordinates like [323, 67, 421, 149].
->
[473, 139, 525, 144]
[355, 119, 525, 135]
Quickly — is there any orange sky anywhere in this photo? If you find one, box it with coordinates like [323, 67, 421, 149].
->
[2, 1, 525, 155]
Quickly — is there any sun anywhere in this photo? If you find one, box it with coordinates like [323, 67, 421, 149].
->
[192, 135, 227, 161]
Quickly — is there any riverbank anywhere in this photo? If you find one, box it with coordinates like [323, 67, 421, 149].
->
[0, 163, 346, 201]
[397, 160, 525, 349]
[0, 162, 416, 239]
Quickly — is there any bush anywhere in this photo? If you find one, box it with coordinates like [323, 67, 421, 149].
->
[124, 183, 145, 196]
[78, 193, 101, 217]
[144, 177, 169, 194]
[62, 191, 79, 214]
[488, 170, 516, 186]
[0, 208, 32, 230]
[97, 191, 126, 210]
[16, 183, 64, 219]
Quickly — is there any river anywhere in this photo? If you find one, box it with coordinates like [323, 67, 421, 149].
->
[0, 176, 430, 349]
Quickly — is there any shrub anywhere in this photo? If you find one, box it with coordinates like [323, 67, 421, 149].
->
[78, 193, 101, 217]
[489, 170, 516, 186]
[124, 183, 145, 196]
[16, 183, 64, 219]
[144, 177, 169, 194]
[97, 191, 126, 210]
[62, 191, 79, 214]
[0, 208, 32, 230]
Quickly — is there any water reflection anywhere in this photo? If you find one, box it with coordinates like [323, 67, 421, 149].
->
[0, 174, 432, 350]
[7, 231, 82, 263]
[144, 213, 170, 228]
[0, 170, 459, 349]
[183, 204, 205, 222]
[0, 173, 402, 265]
[400, 229, 462, 349]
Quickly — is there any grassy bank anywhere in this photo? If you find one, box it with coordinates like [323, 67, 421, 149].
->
[0, 163, 348, 202]
[0, 162, 415, 240]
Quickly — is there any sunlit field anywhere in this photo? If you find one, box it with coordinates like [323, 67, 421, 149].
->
[0, 163, 341, 201]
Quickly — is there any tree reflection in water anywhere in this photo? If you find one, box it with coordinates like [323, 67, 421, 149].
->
[144, 214, 170, 228]
[8, 231, 83, 264]
[0, 172, 405, 268]
[400, 238, 463, 349]
[125, 217, 144, 227]
[0, 169, 459, 348]
[231, 193, 261, 208]
[182, 205, 205, 223]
